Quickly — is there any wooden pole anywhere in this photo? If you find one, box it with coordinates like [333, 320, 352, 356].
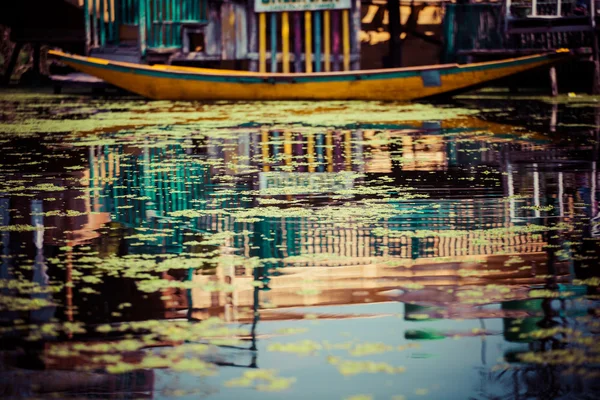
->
[324, 10, 331, 72]
[84, 0, 91, 53]
[332, 10, 340, 71]
[259, 13, 267, 73]
[93, 0, 99, 47]
[549, 66, 558, 97]
[139, 0, 147, 56]
[2, 42, 23, 86]
[282, 12, 290, 73]
[386, 0, 402, 67]
[342, 9, 350, 71]
[314, 11, 322, 72]
[591, 0, 600, 94]
[305, 11, 313, 73]
[248, 0, 258, 71]
[270, 12, 277, 72]
[350, 0, 361, 70]
[294, 12, 302, 72]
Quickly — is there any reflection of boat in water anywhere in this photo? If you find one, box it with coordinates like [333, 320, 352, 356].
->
[49, 50, 566, 101]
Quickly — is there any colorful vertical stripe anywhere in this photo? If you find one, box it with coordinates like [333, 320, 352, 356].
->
[282, 12, 290, 73]
[314, 11, 321, 72]
[305, 11, 312, 73]
[342, 9, 350, 71]
[293, 12, 302, 73]
[270, 12, 277, 72]
[323, 10, 331, 72]
[259, 13, 267, 73]
[332, 10, 340, 71]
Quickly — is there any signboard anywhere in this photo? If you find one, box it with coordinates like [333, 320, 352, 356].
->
[259, 172, 357, 194]
[255, 0, 351, 13]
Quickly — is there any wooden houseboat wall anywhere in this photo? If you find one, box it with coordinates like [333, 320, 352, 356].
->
[81, 0, 365, 71]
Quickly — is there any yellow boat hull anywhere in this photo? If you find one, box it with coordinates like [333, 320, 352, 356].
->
[49, 50, 566, 101]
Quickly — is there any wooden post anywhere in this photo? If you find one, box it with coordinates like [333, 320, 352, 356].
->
[591, 0, 600, 94]
[332, 10, 340, 71]
[248, 1, 258, 71]
[107, 0, 113, 42]
[32, 43, 41, 80]
[92, 0, 99, 47]
[294, 12, 302, 72]
[350, 0, 361, 70]
[442, 3, 456, 63]
[84, 0, 91, 53]
[157, 0, 163, 47]
[282, 12, 290, 73]
[99, 0, 106, 46]
[305, 11, 312, 73]
[314, 11, 322, 72]
[386, 0, 402, 67]
[293, 11, 303, 73]
[2, 42, 23, 86]
[342, 9, 350, 71]
[259, 13, 267, 72]
[549, 66, 558, 97]
[270, 12, 277, 72]
[505, 0, 511, 36]
[139, 0, 147, 56]
[324, 10, 331, 72]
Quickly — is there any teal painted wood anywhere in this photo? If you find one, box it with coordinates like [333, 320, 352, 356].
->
[91, 0, 98, 46]
[145, 0, 152, 48]
[139, 0, 147, 55]
[157, 0, 163, 48]
[107, 0, 113, 41]
[442, 4, 456, 63]
[314, 11, 321, 73]
[176, 0, 182, 48]
[99, 0, 106, 46]
[270, 12, 277, 72]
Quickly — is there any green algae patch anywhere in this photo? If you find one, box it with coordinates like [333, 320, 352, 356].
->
[225, 370, 296, 392]
[267, 340, 322, 355]
[327, 356, 406, 376]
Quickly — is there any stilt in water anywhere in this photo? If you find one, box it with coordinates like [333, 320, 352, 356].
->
[591, 1, 600, 94]
[2, 42, 23, 86]
[386, 0, 402, 67]
[549, 66, 558, 97]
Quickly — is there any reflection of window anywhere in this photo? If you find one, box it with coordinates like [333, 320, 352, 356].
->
[235, 265, 246, 276]
[401, 135, 447, 171]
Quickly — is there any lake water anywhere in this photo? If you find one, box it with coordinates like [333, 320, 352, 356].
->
[0, 90, 599, 399]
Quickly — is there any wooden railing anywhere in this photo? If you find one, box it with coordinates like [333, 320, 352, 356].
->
[84, 0, 123, 48]
[142, 0, 208, 51]
[84, 0, 208, 56]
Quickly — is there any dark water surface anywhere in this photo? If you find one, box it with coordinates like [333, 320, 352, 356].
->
[0, 90, 599, 399]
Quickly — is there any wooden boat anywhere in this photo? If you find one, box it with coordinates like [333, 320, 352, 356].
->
[49, 50, 568, 101]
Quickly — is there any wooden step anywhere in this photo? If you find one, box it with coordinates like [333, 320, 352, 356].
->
[89, 46, 141, 64]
